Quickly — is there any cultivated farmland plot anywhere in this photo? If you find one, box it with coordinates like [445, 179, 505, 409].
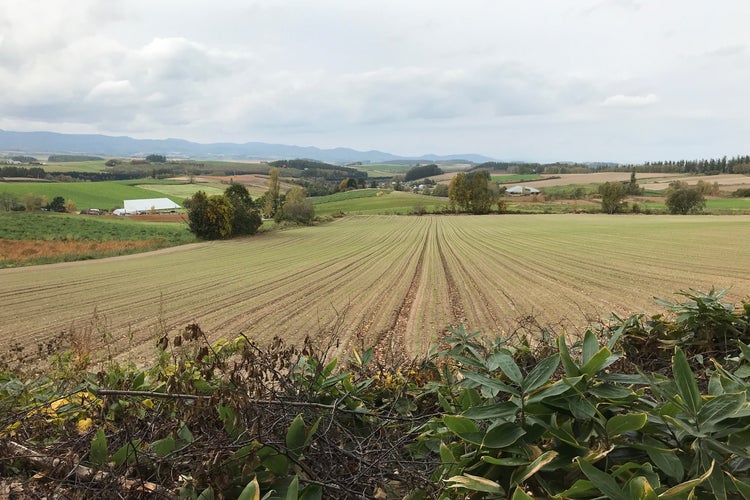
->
[2, 215, 750, 370]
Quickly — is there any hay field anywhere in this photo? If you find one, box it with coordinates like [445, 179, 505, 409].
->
[2, 214, 750, 370]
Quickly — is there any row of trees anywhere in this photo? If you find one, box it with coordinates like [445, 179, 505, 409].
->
[404, 164, 443, 182]
[624, 154, 750, 174]
[0, 192, 76, 212]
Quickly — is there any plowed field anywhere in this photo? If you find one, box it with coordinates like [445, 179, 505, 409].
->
[2, 215, 750, 370]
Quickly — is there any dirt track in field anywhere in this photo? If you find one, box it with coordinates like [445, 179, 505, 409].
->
[3, 215, 750, 373]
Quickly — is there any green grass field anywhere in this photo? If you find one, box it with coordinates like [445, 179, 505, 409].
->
[634, 197, 750, 214]
[0, 212, 194, 243]
[312, 189, 450, 215]
[0, 180, 184, 210]
[492, 174, 543, 183]
[43, 160, 110, 173]
[135, 183, 226, 199]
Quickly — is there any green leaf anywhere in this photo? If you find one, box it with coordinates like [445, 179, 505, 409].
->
[512, 486, 535, 500]
[575, 457, 627, 500]
[606, 413, 647, 436]
[286, 414, 307, 458]
[178, 423, 194, 444]
[659, 460, 714, 498]
[727, 472, 750, 500]
[285, 476, 299, 500]
[131, 370, 145, 390]
[642, 439, 684, 483]
[298, 484, 323, 500]
[697, 393, 745, 430]
[582, 330, 599, 366]
[460, 370, 520, 397]
[151, 434, 176, 457]
[483, 423, 526, 449]
[196, 487, 215, 500]
[558, 334, 580, 377]
[625, 476, 658, 500]
[552, 479, 596, 498]
[238, 477, 260, 500]
[439, 441, 456, 465]
[526, 377, 579, 404]
[218, 404, 238, 438]
[588, 383, 637, 400]
[673, 347, 702, 415]
[494, 353, 524, 385]
[569, 396, 597, 420]
[580, 346, 613, 377]
[512, 451, 558, 486]
[446, 474, 504, 494]
[111, 439, 141, 467]
[462, 401, 519, 420]
[482, 456, 530, 467]
[444, 415, 484, 445]
[444, 414, 479, 435]
[90, 428, 108, 466]
[522, 355, 559, 393]
[261, 453, 289, 475]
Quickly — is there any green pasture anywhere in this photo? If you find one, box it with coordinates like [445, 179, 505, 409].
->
[311, 189, 381, 205]
[43, 160, 110, 173]
[492, 174, 542, 184]
[0, 212, 194, 243]
[135, 183, 226, 200]
[0, 180, 185, 210]
[633, 197, 750, 215]
[313, 189, 450, 215]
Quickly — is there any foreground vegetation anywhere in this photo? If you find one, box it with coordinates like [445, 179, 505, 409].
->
[1, 289, 749, 498]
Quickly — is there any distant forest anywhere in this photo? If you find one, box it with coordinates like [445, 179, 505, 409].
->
[475, 154, 750, 175]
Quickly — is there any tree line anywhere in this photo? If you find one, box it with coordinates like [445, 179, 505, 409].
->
[621, 155, 750, 174]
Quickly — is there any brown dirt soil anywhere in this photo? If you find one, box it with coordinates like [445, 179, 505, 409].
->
[3, 215, 750, 375]
[116, 213, 188, 223]
[433, 172, 682, 187]
[0, 239, 164, 266]
[642, 174, 750, 192]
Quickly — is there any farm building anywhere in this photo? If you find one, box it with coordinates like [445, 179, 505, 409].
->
[506, 185, 541, 196]
[119, 198, 181, 215]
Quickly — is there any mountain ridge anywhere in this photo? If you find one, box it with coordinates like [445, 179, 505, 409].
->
[0, 129, 495, 164]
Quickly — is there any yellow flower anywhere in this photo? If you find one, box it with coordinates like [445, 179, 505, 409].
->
[77, 418, 93, 434]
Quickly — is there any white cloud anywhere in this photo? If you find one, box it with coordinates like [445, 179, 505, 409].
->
[601, 94, 659, 108]
[86, 80, 135, 102]
[0, 0, 749, 161]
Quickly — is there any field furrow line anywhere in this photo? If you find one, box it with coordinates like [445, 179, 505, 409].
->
[435, 221, 464, 326]
[373, 221, 430, 364]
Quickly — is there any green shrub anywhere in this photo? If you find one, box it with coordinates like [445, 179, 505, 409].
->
[2, 290, 750, 498]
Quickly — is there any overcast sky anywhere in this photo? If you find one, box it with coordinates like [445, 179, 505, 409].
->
[1, 1, 749, 162]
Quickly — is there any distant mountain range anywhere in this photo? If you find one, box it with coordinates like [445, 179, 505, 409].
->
[0, 129, 495, 165]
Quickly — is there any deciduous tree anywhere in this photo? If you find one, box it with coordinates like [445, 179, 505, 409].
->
[598, 182, 628, 214]
[665, 181, 705, 215]
[187, 191, 234, 239]
[449, 171, 493, 214]
[224, 184, 262, 235]
[48, 196, 66, 212]
[276, 187, 314, 225]
[264, 168, 281, 218]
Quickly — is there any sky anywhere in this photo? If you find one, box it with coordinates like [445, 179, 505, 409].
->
[1, 0, 749, 163]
